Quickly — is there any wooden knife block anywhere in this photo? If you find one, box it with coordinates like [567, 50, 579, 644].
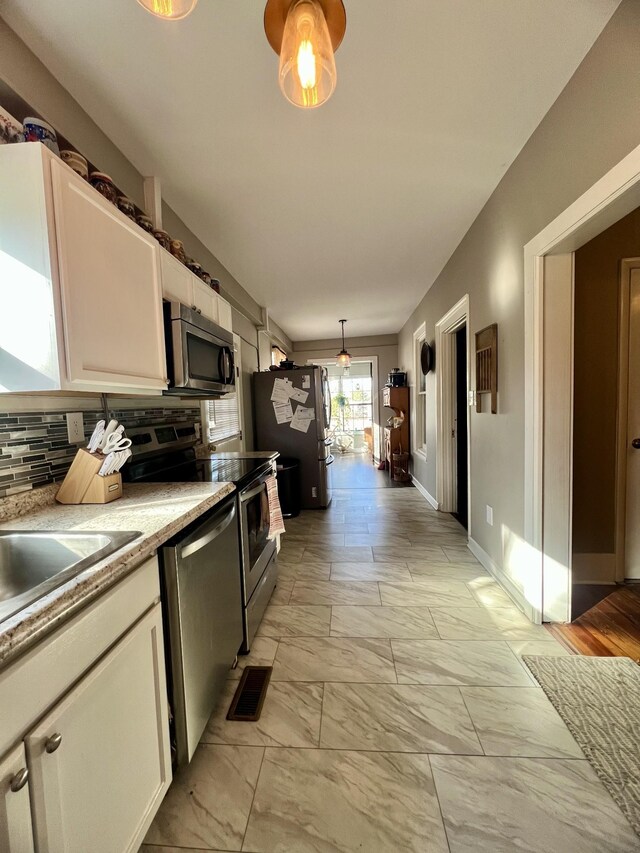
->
[56, 448, 123, 505]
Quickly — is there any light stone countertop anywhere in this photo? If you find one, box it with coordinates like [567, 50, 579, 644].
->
[0, 481, 235, 668]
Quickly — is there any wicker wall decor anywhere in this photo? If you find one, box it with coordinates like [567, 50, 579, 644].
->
[475, 323, 497, 413]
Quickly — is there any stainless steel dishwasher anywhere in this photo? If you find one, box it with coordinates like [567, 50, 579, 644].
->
[161, 493, 243, 767]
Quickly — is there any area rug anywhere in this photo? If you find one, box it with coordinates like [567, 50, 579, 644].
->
[523, 655, 640, 837]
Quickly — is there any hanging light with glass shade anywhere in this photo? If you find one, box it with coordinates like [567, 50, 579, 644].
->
[136, 0, 197, 20]
[336, 319, 352, 368]
[264, 0, 346, 109]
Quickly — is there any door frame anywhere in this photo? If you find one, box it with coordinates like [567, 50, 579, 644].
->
[524, 143, 640, 623]
[615, 258, 640, 582]
[307, 356, 380, 460]
[435, 295, 470, 536]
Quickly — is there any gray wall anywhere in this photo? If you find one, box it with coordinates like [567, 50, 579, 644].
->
[397, 0, 640, 596]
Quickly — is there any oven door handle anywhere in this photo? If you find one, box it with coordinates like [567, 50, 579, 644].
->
[180, 505, 236, 559]
[240, 482, 266, 503]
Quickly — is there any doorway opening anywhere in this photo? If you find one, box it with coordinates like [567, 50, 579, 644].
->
[435, 295, 471, 534]
[326, 362, 374, 458]
[523, 142, 640, 627]
[452, 326, 469, 530]
[310, 357, 398, 489]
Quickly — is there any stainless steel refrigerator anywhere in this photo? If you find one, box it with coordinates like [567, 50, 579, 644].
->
[253, 365, 333, 508]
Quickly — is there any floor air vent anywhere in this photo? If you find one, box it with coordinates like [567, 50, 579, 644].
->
[226, 666, 272, 721]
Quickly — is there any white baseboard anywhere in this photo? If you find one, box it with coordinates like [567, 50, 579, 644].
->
[572, 553, 616, 584]
[411, 476, 439, 510]
[468, 537, 539, 624]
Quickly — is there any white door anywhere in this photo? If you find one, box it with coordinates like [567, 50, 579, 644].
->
[624, 265, 640, 579]
[50, 159, 167, 391]
[0, 743, 34, 853]
[25, 605, 171, 853]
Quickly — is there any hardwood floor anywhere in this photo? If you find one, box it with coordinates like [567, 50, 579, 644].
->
[547, 585, 640, 661]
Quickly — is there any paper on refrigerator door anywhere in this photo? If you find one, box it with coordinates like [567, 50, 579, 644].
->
[273, 400, 294, 424]
[302, 375, 311, 389]
[271, 377, 293, 403]
[290, 406, 315, 433]
[289, 386, 309, 404]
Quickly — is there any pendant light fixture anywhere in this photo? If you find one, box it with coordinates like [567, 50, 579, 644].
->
[336, 319, 351, 368]
[136, 0, 197, 20]
[264, 0, 346, 109]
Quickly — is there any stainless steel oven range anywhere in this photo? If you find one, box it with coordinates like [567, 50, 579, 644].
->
[206, 457, 278, 653]
[123, 424, 279, 654]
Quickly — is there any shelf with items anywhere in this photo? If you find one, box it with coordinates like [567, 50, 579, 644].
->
[382, 386, 410, 480]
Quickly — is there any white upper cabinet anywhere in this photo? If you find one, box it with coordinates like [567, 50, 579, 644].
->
[50, 160, 166, 391]
[159, 250, 192, 305]
[218, 298, 233, 332]
[192, 278, 218, 323]
[158, 245, 233, 333]
[0, 143, 167, 394]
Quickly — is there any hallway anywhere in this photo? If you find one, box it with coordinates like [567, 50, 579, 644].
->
[330, 452, 410, 489]
[143, 487, 638, 852]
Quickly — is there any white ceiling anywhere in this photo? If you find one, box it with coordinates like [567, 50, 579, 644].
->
[1, 0, 619, 340]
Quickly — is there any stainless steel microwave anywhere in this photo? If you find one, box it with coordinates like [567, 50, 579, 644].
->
[163, 302, 235, 396]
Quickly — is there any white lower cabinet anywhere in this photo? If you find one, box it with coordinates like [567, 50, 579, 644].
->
[15, 603, 170, 853]
[0, 744, 34, 853]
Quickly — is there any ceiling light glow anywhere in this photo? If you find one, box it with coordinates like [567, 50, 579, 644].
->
[136, 0, 197, 21]
[265, 0, 346, 109]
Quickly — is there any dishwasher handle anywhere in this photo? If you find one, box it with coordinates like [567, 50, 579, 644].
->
[180, 503, 236, 559]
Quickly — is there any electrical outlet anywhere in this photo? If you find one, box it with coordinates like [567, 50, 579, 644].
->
[66, 412, 84, 444]
[468, 390, 476, 407]
[486, 505, 494, 526]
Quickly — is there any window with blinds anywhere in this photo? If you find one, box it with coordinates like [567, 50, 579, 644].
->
[205, 393, 241, 444]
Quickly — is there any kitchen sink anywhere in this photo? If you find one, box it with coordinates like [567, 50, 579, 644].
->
[0, 530, 141, 623]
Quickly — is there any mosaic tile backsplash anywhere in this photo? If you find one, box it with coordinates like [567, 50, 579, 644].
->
[0, 406, 201, 498]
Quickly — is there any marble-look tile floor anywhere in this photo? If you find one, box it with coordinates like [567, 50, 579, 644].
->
[143, 487, 639, 852]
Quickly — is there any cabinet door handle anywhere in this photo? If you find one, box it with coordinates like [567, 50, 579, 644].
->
[10, 768, 29, 792]
[45, 733, 62, 754]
